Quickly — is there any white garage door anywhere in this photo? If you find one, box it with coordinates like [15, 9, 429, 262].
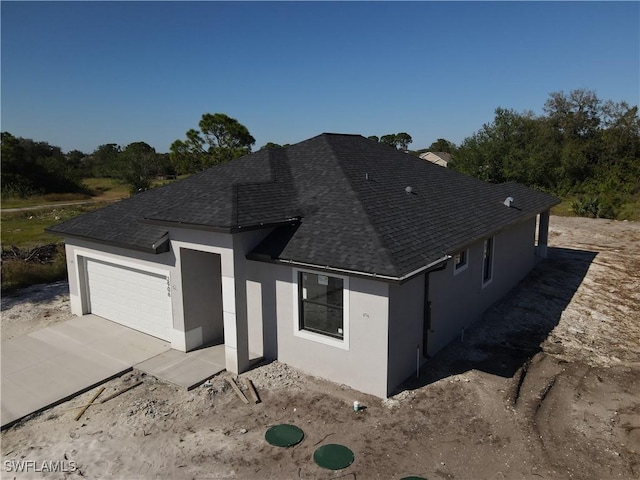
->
[85, 258, 173, 341]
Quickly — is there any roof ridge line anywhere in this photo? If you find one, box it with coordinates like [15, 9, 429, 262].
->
[321, 132, 363, 137]
[321, 135, 401, 275]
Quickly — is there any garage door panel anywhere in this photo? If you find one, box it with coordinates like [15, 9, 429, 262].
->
[85, 259, 172, 341]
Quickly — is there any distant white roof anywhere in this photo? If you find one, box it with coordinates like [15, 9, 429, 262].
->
[418, 151, 452, 167]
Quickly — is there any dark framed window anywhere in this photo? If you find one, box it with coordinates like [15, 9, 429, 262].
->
[298, 272, 344, 339]
[482, 237, 494, 284]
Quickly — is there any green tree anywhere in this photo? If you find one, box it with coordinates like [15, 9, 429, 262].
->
[427, 138, 457, 154]
[378, 133, 413, 151]
[154, 153, 176, 178]
[453, 89, 640, 219]
[367, 135, 379, 143]
[87, 144, 122, 177]
[599, 100, 640, 194]
[380, 134, 398, 147]
[66, 149, 86, 165]
[170, 113, 255, 174]
[543, 89, 604, 188]
[66, 149, 89, 177]
[118, 142, 157, 195]
[544, 89, 601, 139]
[1, 133, 84, 197]
[454, 108, 560, 188]
[395, 132, 413, 151]
[261, 142, 282, 149]
[1, 132, 31, 196]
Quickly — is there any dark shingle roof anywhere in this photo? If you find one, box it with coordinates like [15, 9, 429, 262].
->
[49, 133, 559, 276]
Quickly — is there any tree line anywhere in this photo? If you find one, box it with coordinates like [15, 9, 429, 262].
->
[450, 89, 639, 218]
[1, 134, 176, 197]
[367, 132, 413, 151]
[1, 114, 257, 197]
[1, 132, 87, 198]
[2, 90, 638, 218]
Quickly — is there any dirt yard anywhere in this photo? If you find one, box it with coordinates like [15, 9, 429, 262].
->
[2, 216, 639, 480]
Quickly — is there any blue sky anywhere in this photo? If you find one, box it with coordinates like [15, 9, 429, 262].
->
[2, 1, 639, 154]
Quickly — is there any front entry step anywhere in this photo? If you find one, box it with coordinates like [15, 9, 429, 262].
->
[135, 344, 226, 390]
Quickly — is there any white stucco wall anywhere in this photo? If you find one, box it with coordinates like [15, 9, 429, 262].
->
[167, 229, 236, 354]
[63, 227, 269, 374]
[63, 216, 538, 399]
[65, 232, 393, 398]
[64, 239, 178, 337]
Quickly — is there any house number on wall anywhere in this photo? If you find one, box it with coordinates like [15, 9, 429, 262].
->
[166, 278, 171, 297]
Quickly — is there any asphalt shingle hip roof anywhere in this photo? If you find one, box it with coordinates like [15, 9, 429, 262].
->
[48, 133, 559, 278]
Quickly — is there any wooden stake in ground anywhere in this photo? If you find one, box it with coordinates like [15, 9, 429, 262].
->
[74, 386, 105, 421]
[63, 380, 142, 412]
[99, 381, 143, 404]
[226, 377, 249, 404]
[245, 379, 261, 404]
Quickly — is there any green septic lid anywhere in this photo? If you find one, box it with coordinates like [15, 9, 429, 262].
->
[400, 477, 428, 480]
[264, 424, 304, 447]
[313, 444, 355, 470]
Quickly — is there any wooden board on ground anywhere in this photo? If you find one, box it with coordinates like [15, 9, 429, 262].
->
[99, 381, 143, 404]
[245, 379, 261, 404]
[74, 386, 105, 421]
[226, 377, 249, 404]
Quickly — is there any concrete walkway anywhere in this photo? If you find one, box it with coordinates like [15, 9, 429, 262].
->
[1, 316, 225, 429]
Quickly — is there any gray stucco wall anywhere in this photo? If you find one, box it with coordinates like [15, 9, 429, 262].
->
[427, 218, 537, 355]
[229, 229, 275, 370]
[244, 260, 281, 361]
[180, 248, 223, 345]
[387, 274, 425, 395]
[267, 270, 391, 398]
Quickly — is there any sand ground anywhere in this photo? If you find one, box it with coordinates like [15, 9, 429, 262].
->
[1, 216, 639, 479]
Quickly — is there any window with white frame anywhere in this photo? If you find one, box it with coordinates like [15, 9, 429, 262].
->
[294, 270, 349, 349]
[453, 249, 468, 274]
[482, 237, 494, 285]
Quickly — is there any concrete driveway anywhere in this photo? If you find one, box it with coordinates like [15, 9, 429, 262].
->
[1, 315, 171, 429]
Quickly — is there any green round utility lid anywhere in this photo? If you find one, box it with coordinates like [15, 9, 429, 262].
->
[264, 424, 304, 447]
[313, 444, 355, 470]
[400, 477, 428, 480]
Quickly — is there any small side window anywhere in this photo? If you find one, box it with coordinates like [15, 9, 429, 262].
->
[453, 249, 468, 274]
[482, 237, 494, 286]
